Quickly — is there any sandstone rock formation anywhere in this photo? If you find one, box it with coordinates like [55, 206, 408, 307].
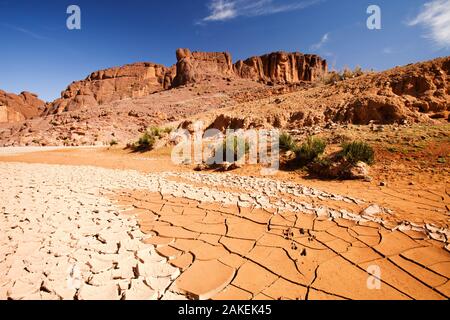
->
[172, 49, 327, 87]
[0, 90, 45, 123]
[172, 49, 233, 87]
[45, 62, 174, 115]
[233, 52, 328, 84]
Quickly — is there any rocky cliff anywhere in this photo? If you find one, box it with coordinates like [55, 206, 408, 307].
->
[44, 62, 174, 115]
[233, 52, 328, 84]
[172, 49, 233, 87]
[0, 90, 45, 123]
[172, 49, 328, 87]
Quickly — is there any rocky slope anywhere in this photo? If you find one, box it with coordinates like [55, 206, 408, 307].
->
[0, 90, 45, 123]
[186, 56, 450, 132]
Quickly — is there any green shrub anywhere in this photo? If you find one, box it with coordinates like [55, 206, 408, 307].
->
[109, 139, 118, 146]
[133, 132, 156, 151]
[437, 156, 446, 164]
[148, 126, 173, 138]
[340, 141, 375, 165]
[296, 136, 327, 164]
[279, 132, 298, 151]
[148, 126, 163, 138]
[162, 127, 173, 134]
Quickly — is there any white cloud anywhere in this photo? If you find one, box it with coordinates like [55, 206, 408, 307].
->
[203, 0, 238, 22]
[201, 0, 322, 23]
[408, 0, 450, 49]
[382, 47, 393, 55]
[3, 23, 48, 40]
[310, 33, 329, 50]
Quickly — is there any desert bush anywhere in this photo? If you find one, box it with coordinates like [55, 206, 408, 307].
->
[147, 126, 173, 139]
[133, 131, 156, 152]
[211, 135, 250, 164]
[148, 126, 163, 138]
[296, 136, 327, 165]
[341, 67, 354, 80]
[353, 65, 364, 77]
[322, 66, 366, 84]
[279, 132, 298, 151]
[322, 71, 342, 85]
[340, 141, 375, 165]
[109, 139, 118, 146]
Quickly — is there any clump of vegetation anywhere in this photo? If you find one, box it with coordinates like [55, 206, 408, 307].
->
[129, 126, 173, 152]
[109, 139, 118, 147]
[210, 135, 250, 164]
[279, 132, 298, 152]
[437, 156, 446, 164]
[386, 146, 398, 153]
[322, 66, 367, 84]
[133, 131, 156, 152]
[148, 126, 173, 138]
[296, 136, 327, 165]
[339, 141, 375, 165]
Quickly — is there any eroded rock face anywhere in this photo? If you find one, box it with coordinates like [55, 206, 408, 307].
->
[0, 90, 45, 123]
[45, 62, 174, 115]
[172, 49, 327, 87]
[234, 52, 328, 84]
[172, 48, 233, 87]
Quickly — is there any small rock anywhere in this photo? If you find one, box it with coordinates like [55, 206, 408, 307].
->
[348, 161, 371, 180]
[363, 204, 382, 215]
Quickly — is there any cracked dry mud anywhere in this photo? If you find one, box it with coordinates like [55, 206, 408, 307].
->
[1, 162, 449, 300]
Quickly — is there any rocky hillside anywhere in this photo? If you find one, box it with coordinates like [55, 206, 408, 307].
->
[0, 90, 45, 123]
[185, 56, 450, 132]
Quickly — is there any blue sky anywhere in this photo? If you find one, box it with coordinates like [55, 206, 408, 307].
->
[1, 0, 449, 102]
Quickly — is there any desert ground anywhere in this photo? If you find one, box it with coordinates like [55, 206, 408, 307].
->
[0, 127, 449, 300]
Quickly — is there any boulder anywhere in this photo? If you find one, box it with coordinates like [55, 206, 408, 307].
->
[0, 90, 45, 123]
[348, 161, 371, 180]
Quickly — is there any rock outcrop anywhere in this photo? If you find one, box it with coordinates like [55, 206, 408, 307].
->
[172, 49, 233, 87]
[233, 52, 328, 84]
[0, 90, 45, 123]
[172, 49, 327, 87]
[45, 62, 174, 115]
